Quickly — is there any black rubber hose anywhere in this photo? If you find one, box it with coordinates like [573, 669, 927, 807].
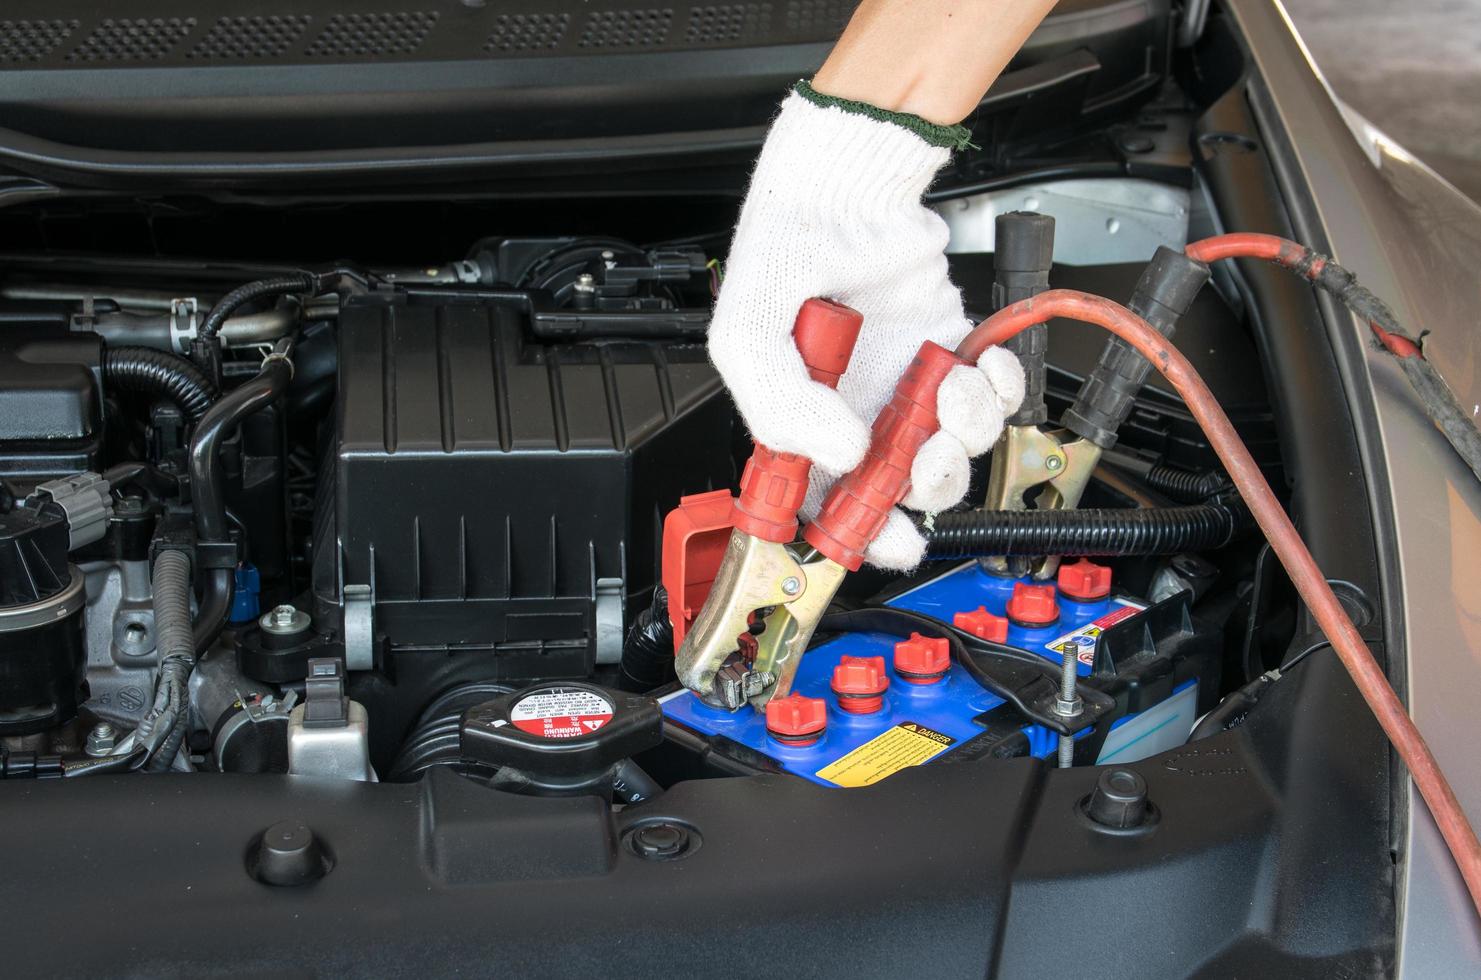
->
[200, 272, 317, 341]
[187, 342, 293, 651]
[192, 568, 235, 655]
[188, 344, 294, 544]
[102, 346, 218, 423]
[618, 585, 677, 691]
[922, 501, 1245, 560]
[1141, 462, 1232, 502]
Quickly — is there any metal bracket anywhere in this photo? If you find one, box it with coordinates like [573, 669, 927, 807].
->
[169, 297, 199, 354]
[342, 583, 375, 672]
[594, 576, 625, 665]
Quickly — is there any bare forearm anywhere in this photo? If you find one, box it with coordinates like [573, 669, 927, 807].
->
[812, 0, 1059, 125]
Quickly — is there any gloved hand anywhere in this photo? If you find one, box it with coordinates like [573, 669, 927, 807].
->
[708, 83, 1025, 570]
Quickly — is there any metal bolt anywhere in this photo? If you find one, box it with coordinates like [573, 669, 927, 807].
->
[780, 576, 801, 596]
[85, 722, 117, 757]
[574, 273, 597, 293]
[260, 604, 310, 636]
[1044, 454, 1065, 473]
[1055, 643, 1082, 769]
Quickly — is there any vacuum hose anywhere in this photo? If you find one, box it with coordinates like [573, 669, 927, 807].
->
[200, 272, 318, 341]
[922, 501, 1244, 559]
[102, 346, 218, 423]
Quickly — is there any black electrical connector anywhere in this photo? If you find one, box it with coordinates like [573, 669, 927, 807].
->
[994, 211, 1056, 427]
[1061, 246, 1211, 449]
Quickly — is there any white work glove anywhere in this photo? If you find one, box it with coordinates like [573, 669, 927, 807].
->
[708, 84, 1025, 570]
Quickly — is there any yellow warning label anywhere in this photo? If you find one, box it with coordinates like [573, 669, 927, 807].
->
[815, 722, 956, 788]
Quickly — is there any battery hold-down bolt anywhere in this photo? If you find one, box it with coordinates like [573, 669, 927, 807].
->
[831, 655, 889, 714]
[893, 633, 949, 685]
[765, 693, 828, 746]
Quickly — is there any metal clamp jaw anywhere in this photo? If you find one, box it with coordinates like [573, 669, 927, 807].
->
[674, 533, 846, 711]
[982, 427, 1101, 580]
[675, 309, 967, 712]
[981, 240, 1212, 579]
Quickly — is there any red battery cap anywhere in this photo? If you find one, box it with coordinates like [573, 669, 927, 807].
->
[765, 693, 828, 747]
[953, 606, 1009, 643]
[1058, 559, 1113, 602]
[831, 655, 889, 714]
[893, 633, 950, 684]
[1006, 582, 1060, 628]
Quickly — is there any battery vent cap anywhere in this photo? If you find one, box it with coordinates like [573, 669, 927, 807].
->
[765, 693, 828, 746]
[893, 633, 949, 684]
[830, 655, 888, 714]
[953, 606, 1008, 643]
[1006, 582, 1060, 627]
[1058, 559, 1112, 602]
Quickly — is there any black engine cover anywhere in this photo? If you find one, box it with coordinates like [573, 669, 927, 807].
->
[313, 293, 735, 678]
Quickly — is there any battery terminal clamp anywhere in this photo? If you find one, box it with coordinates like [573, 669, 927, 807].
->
[675, 297, 970, 712]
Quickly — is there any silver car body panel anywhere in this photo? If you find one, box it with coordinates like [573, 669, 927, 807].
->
[1232, 1, 1481, 973]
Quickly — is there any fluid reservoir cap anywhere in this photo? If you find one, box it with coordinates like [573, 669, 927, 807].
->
[1006, 582, 1060, 628]
[765, 693, 828, 745]
[893, 632, 949, 684]
[954, 606, 1009, 643]
[1058, 559, 1113, 602]
[831, 655, 888, 714]
[460, 682, 663, 782]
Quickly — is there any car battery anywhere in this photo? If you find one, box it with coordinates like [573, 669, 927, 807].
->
[661, 558, 1219, 789]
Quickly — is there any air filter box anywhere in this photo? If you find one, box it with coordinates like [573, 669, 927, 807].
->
[312, 293, 735, 679]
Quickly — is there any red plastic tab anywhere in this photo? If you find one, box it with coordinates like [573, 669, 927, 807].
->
[1006, 582, 1060, 627]
[661, 489, 737, 651]
[831, 655, 889, 714]
[732, 299, 863, 544]
[953, 606, 1009, 643]
[765, 693, 828, 746]
[806, 342, 966, 570]
[893, 633, 950, 684]
[1058, 558, 1113, 601]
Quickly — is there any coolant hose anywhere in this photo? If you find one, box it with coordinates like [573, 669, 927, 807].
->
[200, 272, 317, 341]
[922, 501, 1243, 559]
[102, 346, 218, 423]
[957, 288, 1481, 919]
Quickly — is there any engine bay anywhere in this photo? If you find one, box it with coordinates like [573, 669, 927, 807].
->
[0, 202, 1284, 782]
[0, 1, 1430, 974]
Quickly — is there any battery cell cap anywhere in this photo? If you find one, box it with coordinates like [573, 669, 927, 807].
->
[765, 693, 828, 746]
[953, 606, 1008, 643]
[1006, 582, 1060, 627]
[1058, 559, 1113, 601]
[831, 655, 889, 714]
[893, 633, 949, 684]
